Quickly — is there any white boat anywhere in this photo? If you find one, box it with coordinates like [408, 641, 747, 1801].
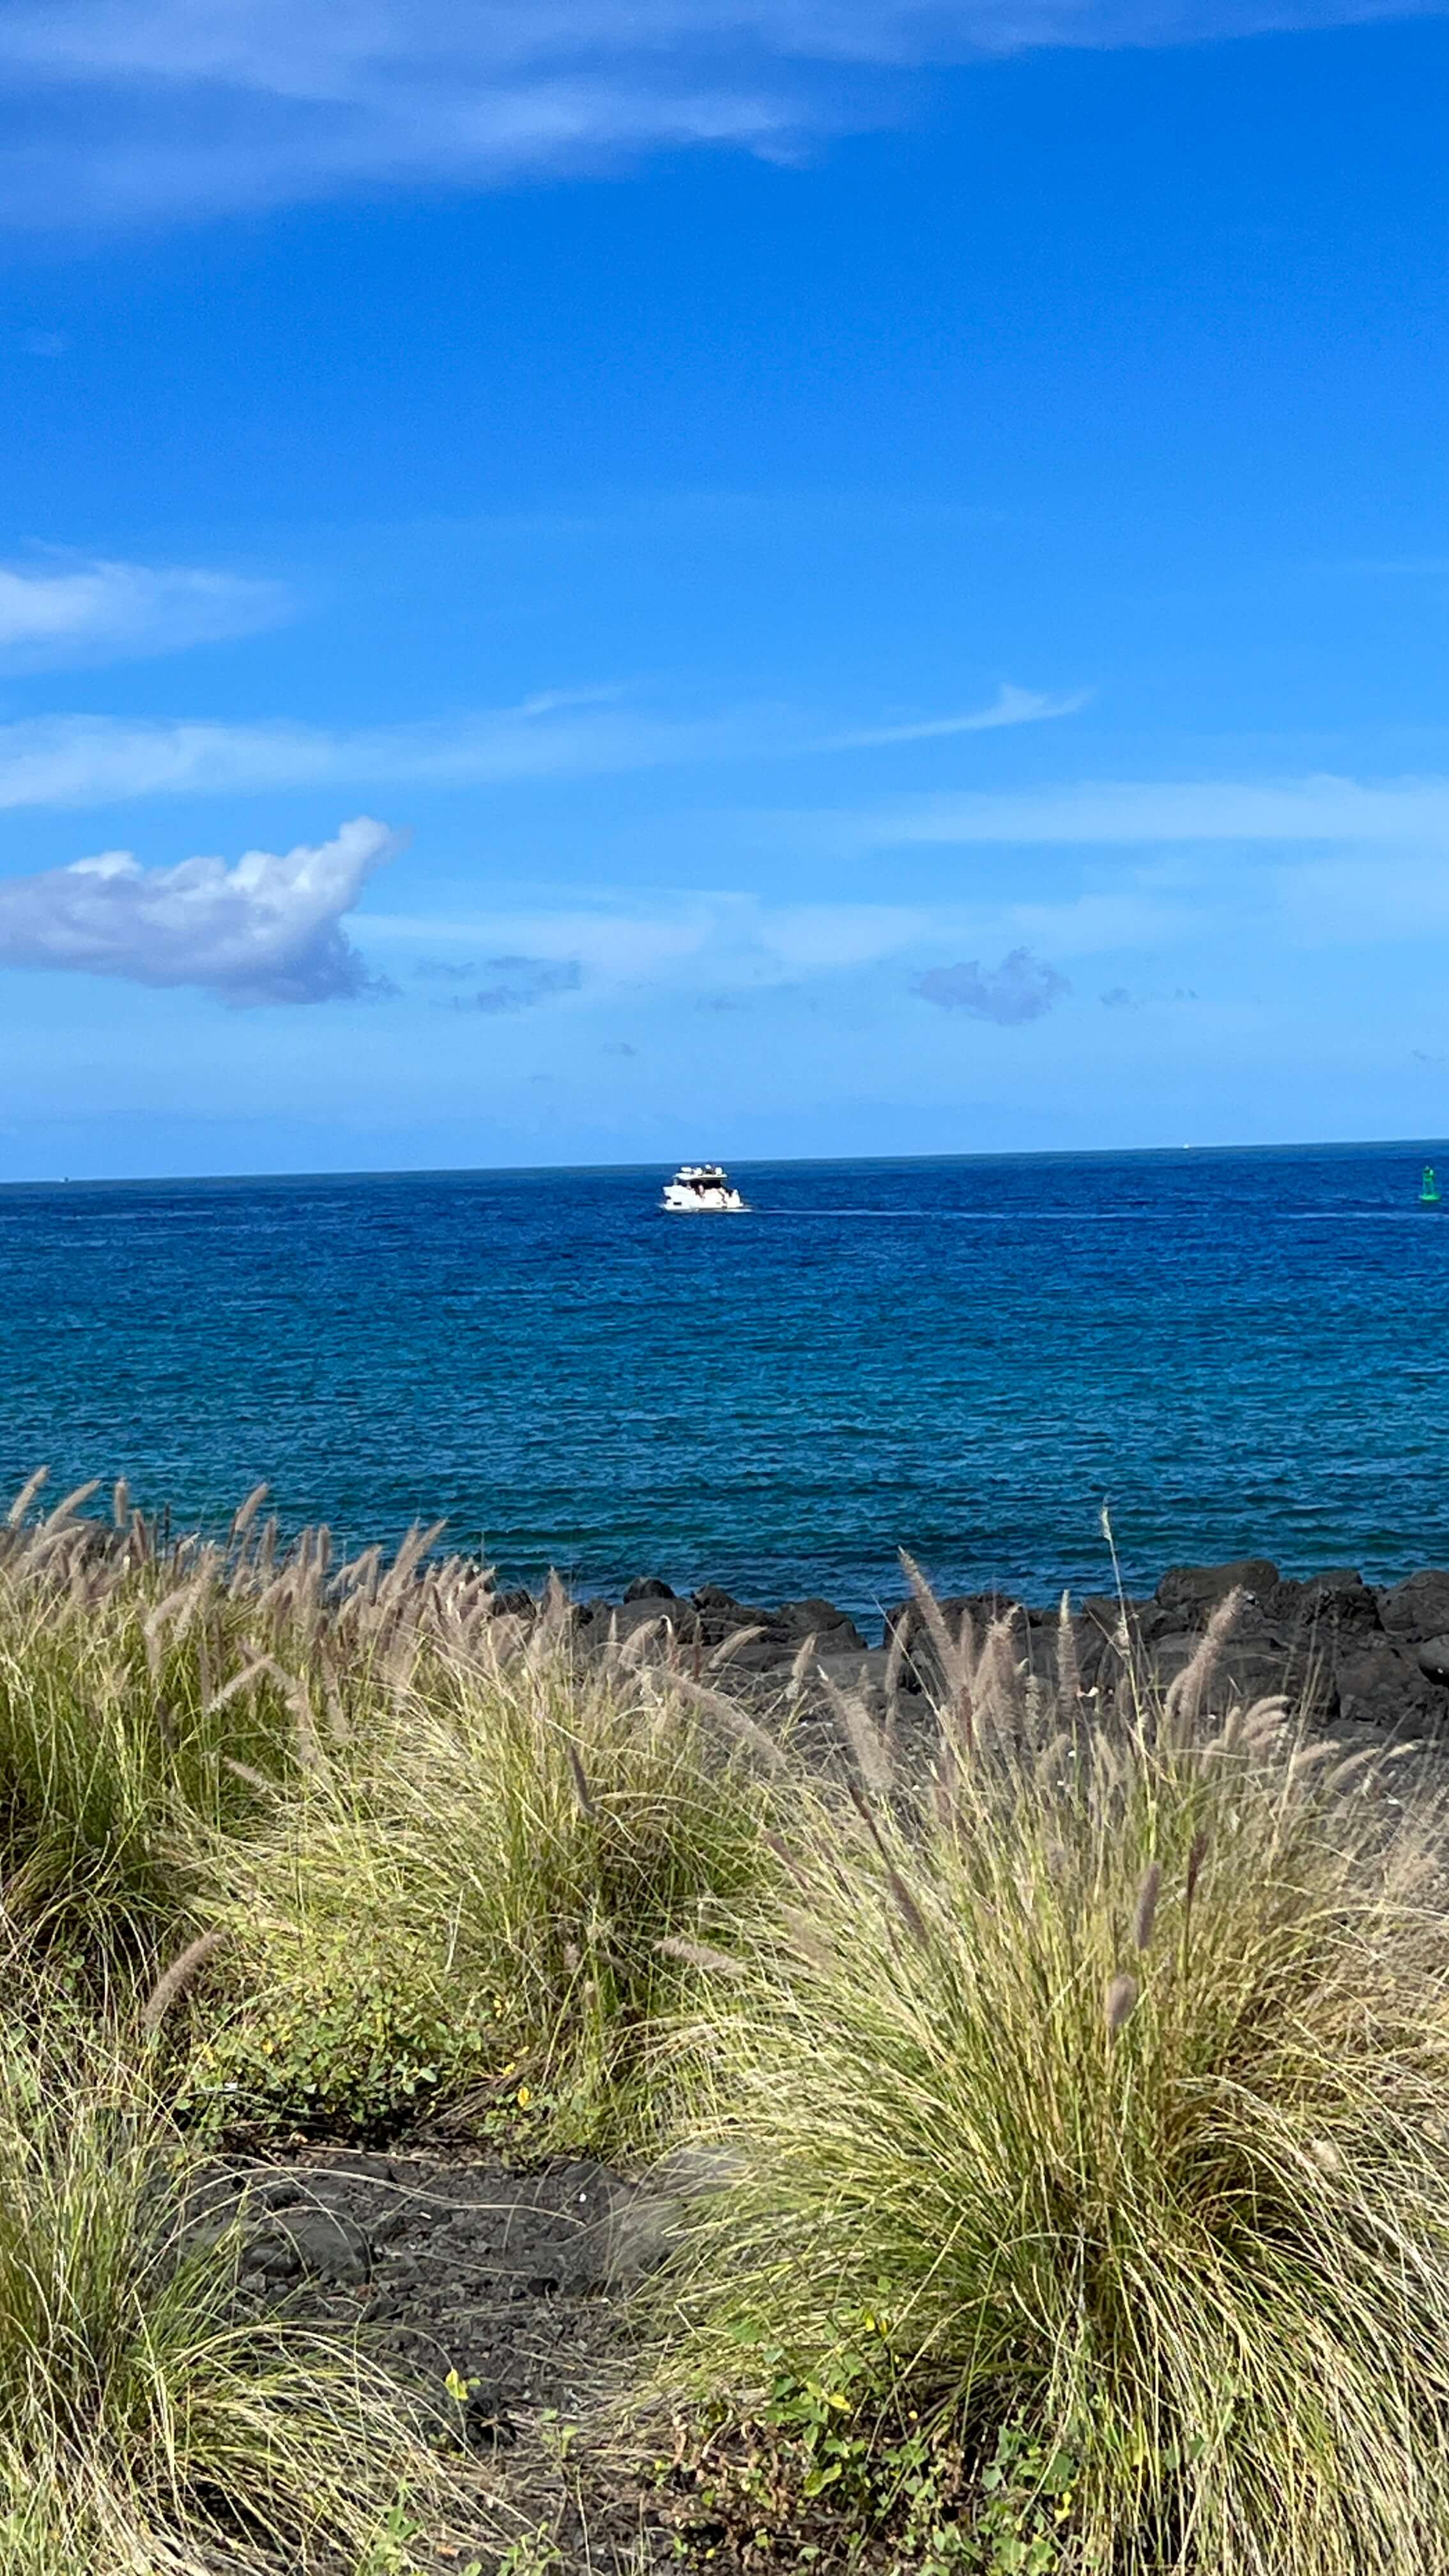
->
[661, 1162, 749, 1213]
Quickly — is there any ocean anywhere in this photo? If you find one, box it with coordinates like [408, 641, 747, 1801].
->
[3, 1141, 1447, 1621]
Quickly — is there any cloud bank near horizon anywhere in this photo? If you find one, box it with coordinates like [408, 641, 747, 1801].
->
[0, 0, 1436, 228]
[0, 815, 398, 1003]
[0, 807, 1441, 1022]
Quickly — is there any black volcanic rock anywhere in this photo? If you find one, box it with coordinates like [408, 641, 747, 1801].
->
[261, 2204, 371, 2285]
[1334, 1637, 1446, 1728]
[884, 1591, 1024, 1647]
[1377, 1570, 1449, 1644]
[711, 1629, 796, 1675]
[1154, 1561, 1281, 1623]
[485, 1560, 1449, 1742]
[776, 1598, 869, 1653]
[1416, 1633, 1449, 1685]
[1266, 1569, 1381, 1639]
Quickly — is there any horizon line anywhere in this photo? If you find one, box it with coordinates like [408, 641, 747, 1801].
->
[3, 1134, 1447, 1191]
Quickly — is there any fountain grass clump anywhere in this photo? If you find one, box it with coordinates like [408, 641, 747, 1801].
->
[5, 1475, 1449, 2570]
[654, 1583, 1449, 2576]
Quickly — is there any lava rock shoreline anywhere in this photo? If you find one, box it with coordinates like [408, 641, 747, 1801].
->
[505, 1561, 1449, 1738]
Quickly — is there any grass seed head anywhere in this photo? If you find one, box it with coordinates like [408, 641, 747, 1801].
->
[1104, 1968, 1140, 2034]
[1133, 1859, 1162, 1951]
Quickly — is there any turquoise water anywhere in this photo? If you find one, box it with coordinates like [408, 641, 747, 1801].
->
[3, 1142, 1448, 1618]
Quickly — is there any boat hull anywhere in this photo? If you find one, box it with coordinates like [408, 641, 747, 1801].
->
[661, 1186, 749, 1212]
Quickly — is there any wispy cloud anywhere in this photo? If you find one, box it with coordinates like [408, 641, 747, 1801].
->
[0, 814, 397, 1003]
[0, 0, 1427, 231]
[0, 694, 745, 809]
[1100, 981, 1199, 1008]
[824, 681, 1091, 749]
[912, 947, 1070, 1023]
[363, 825, 1449, 1023]
[0, 683, 1091, 809]
[0, 555, 291, 671]
[450, 955, 584, 1013]
[830, 770, 1449, 848]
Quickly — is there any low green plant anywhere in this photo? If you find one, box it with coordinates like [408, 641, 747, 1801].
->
[493, 2527, 565, 2576]
[661, 2330, 1081, 2574]
[656, 1579, 1449, 2575]
[352, 2485, 484, 2576]
[0, 1982, 454, 2575]
[205, 1604, 783, 2150]
[181, 1915, 502, 2139]
[968, 2421, 1080, 2575]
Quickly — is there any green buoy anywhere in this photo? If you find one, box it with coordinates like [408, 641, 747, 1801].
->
[1421, 1164, 1442, 1207]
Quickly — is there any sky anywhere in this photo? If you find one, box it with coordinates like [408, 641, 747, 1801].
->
[3, 1, 1449, 1176]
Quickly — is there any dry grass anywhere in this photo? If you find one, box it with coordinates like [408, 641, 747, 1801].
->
[197, 1590, 786, 2149]
[0, 1471, 507, 1968]
[9, 1469, 1449, 2570]
[655, 1576, 1449, 2575]
[0, 1968, 453, 2576]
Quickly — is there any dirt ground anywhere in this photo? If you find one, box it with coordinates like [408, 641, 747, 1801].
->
[184, 2142, 674, 2573]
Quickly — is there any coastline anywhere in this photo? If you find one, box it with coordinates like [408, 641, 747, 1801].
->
[552, 1556, 1449, 1738]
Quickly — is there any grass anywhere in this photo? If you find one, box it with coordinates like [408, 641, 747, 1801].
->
[0, 1473, 528, 1979]
[0, 1972, 451, 2576]
[7, 1468, 1449, 2571]
[194, 1591, 785, 2149]
[654, 1583, 1449, 2575]
[0, 1475, 344, 1965]
[0, 1472, 788, 2564]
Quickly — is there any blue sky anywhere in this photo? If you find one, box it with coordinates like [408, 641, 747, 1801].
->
[3, 0, 1449, 1176]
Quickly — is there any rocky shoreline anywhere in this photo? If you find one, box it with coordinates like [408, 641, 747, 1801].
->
[538, 1559, 1449, 1738]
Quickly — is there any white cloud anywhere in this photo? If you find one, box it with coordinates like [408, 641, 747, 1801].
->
[0, 0, 1427, 229]
[0, 814, 398, 1002]
[0, 555, 291, 671]
[1271, 847, 1449, 942]
[373, 888, 936, 981]
[824, 681, 1091, 748]
[364, 826, 1447, 1016]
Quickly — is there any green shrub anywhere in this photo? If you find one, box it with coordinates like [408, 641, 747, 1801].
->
[181, 1912, 502, 2140]
[657, 1586, 1449, 2575]
[0, 1984, 452, 2575]
[204, 1605, 783, 2150]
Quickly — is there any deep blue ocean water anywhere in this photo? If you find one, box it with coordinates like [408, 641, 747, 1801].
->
[4, 1142, 1449, 1621]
